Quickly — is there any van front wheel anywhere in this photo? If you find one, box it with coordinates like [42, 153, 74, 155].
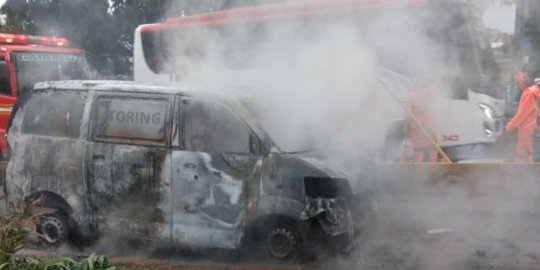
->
[244, 217, 307, 262]
[265, 224, 301, 260]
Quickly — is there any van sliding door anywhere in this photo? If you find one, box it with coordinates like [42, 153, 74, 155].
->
[88, 93, 173, 240]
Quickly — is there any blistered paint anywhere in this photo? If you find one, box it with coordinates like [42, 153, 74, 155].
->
[170, 150, 258, 248]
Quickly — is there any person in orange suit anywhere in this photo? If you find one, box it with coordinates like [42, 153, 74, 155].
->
[506, 71, 540, 162]
[407, 78, 438, 163]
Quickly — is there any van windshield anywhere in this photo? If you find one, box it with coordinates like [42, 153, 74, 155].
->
[13, 52, 90, 94]
[231, 99, 280, 153]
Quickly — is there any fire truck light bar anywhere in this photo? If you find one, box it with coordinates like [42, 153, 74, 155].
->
[0, 33, 69, 47]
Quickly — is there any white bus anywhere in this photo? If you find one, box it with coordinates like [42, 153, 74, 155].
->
[133, 0, 505, 161]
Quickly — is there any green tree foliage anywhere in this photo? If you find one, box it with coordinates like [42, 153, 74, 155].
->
[107, 0, 169, 75]
[0, 0, 28, 33]
[0, 0, 114, 73]
[0, 0, 170, 75]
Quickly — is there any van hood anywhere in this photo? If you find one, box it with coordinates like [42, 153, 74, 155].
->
[259, 153, 356, 202]
[294, 156, 348, 179]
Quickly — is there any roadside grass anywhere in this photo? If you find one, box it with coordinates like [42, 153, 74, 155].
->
[3, 254, 116, 270]
[0, 198, 116, 270]
[0, 198, 39, 264]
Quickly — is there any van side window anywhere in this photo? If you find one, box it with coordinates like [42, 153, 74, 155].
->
[183, 99, 250, 153]
[92, 96, 170, 143]
[22, 91, 86, 138]
[0, 59, 11, 95]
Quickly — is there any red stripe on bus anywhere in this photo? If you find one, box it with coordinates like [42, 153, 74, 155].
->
[141, 0, 427, 32]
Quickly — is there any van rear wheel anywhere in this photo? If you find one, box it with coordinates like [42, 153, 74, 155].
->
[37, 213, 68, 247]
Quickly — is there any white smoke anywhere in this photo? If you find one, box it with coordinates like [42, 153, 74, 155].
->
[135, 2, 540, 269]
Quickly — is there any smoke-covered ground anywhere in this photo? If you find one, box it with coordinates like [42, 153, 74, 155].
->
[14, 183, 540, 270]
[315, 164, 540, 270]
[69, 163, 540, 270]
[6, 161, 540, 270]
[324, 210, 540, 270]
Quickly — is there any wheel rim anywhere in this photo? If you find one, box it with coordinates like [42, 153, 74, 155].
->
[41, 216, 66, 245]
[266, 227, 297, 259]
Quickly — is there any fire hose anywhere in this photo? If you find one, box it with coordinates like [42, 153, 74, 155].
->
[379, 80, 452, 163]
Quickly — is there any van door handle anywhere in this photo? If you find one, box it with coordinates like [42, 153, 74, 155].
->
[93, 155, 105, 160]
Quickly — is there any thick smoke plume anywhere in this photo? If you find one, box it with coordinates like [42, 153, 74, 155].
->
[155, 1, 540, 270]
[162, 2, 465, 157]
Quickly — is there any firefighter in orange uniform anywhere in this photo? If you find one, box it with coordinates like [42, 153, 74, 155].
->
[506, 71, 540, 162]
[407, 78, 438, 162]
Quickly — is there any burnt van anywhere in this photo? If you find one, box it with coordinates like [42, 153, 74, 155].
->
[5, 81, 375, 261]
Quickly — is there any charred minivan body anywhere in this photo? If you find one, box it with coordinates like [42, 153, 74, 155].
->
[5, 81, 372, 260]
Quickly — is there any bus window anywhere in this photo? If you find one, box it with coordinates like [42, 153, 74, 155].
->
[0, 59, 11, 96]
[142, 27, 224, 75]
[141, 31, 164, 74]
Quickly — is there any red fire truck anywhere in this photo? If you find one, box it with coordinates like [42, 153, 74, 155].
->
[0, 33, 91, 157]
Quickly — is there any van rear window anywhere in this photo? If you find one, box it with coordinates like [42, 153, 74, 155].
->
[22, 91, 86, 138]
[91, 96, 170, 143]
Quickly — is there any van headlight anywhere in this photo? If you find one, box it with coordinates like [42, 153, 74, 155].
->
[479, 103, 495, 120]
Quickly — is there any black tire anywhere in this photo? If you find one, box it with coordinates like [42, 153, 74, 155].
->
[244, 217, 306, 263]
[36, 213, 69, 248]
